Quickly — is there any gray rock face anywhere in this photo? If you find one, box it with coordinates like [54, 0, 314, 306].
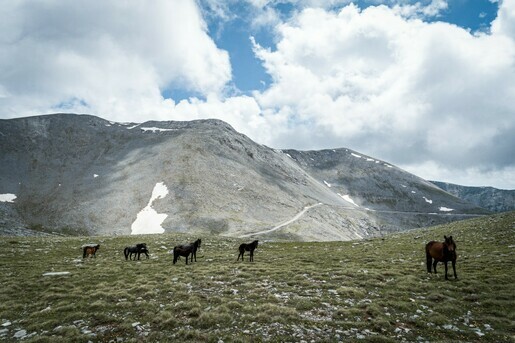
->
[431, 181, 515, 213]
[0, 113, 490, 240]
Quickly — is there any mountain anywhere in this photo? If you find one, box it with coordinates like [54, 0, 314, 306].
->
[0, 113, 490, 240]
[430, 181, 515, 213]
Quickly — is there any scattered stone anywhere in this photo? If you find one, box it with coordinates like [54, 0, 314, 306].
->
[42, 271, 71, 276]
[13, 330, 27, 338]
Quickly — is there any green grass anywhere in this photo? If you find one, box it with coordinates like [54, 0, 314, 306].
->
[0, 212, 514, 342]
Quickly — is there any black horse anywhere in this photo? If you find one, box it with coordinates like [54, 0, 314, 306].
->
[124, 243, 149, 261]
[426, 235, 457, 280]
[237, 240, 258, 262]
[173, 239, 201, 265]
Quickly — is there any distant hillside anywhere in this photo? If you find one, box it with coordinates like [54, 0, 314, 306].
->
[431, 181, 515, 213]
[0, 113, 489, 239]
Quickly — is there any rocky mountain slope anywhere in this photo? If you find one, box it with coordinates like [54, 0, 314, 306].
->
[0, 114, 490, 240]
[430, 181, 515, 213]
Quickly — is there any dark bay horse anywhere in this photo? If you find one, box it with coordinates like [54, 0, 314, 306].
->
[124, 243, 149, 260]
[173, 239, 201, 265]
[82, 244, 100, 258]
[237, 240, 258, 262]
[426, 235, 457, 280]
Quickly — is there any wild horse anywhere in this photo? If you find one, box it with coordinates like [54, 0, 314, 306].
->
[173, 239, 201, 265]
[426, 235, 458, 280]
[237, 240, 258, 262]
[82, 244, 100, 258]
[124, 243, 149, 261]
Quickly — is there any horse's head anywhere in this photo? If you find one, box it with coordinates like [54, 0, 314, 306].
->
[444, 235, 456, 253]
[196, 239, 201, 248]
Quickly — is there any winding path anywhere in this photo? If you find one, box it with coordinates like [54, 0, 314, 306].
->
[239, 203, 322, 238]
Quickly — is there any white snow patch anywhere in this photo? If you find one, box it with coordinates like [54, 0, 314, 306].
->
[401, 184, 407, 188]
[366, 158, 375, 162]
[0, 193, 16, 202]
[286, 153, 292, 159]
[140, 127, 175, 133]
[351, 153, 361, 158]
[411, 191, 416, 194]
[324, 180, 331, 188]
[126, 124, 139, 130]
[338, 193, 359, 207]
[423, 197, 433, 204]
[131, 182, 169, 235]
[384, 163, 393, 168]
[439, 207, 454, 212]
[93, 174, 99, 178]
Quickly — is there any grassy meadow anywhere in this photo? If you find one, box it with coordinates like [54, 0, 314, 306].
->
[0, 211, 514, 342]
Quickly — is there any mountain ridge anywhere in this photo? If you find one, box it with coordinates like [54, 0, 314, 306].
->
[0, 113, 491, 240]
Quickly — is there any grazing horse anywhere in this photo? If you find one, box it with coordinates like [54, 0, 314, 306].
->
[173, 239, 201, 265]
[124, 243, 149, 261]
[426, 235, 457, 280]
[237, 240, 258, 262]
[82, 244, 100, 258]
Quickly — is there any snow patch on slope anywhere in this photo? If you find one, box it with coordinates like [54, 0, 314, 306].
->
[0, 193, 16, 203]
[131, 182, 169, 235]
[338, 193, 359, 207]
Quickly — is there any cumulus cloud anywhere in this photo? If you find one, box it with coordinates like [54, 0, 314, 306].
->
[0, 0, 231, 121]
[249, 3, 515, 187]
[0, 0, 513, 188]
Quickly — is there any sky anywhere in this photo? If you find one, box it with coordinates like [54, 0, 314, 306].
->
[0, 0, 514, 189]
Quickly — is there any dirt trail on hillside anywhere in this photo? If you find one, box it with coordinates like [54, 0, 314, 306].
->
[239, 203, 322, 238]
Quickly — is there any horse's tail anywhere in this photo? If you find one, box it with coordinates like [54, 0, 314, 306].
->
[425, 243, 432, 273]
[124, 247, 129, 260]
[173, 246, 178, 264]
[82, 247, 87, 258]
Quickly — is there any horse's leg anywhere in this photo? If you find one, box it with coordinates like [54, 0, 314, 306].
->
[433, 260, 438, 274]
[250, 249, 253, 262]
[452, 260, 457, 279]
[185, 254, 189, 265]
[83, 248, 86, 259]
[444, 261, 449, 280]
[426, 253, 432, 273]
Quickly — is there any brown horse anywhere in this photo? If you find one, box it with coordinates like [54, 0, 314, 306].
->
[237, 240, 258, 262]
[426, 236, 457, 280]
[82, 244, 100, 258]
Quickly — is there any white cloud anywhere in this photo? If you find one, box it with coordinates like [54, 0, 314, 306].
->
[250, 4, 515, 184]
[0, 1, 231, 121]
[492, 0, 515, 39]
[392, 0, 448, 18]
